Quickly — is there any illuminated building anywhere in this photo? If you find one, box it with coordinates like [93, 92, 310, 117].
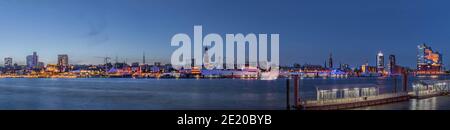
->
[191, 66, 201, 75]
[45, 64, 59, 72]
[131, 62, 140, 72]
[58, 54, 69, 72]
[360, 61, 378, 77]
[361, 64, 377, 73]
[376, 51, 384, 73]
[58, 54, 69, 67]
[417, 44, 443, 74]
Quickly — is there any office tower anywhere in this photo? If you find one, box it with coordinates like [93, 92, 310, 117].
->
[4, 57, 12, 67]
[57, 54, 69, 67]
[376, 51, 384, 73]
[32, 52, 38, 67]
[389, 55, 396, 74]
[26, 55, 33, 68]
[57, 54, 69, 72]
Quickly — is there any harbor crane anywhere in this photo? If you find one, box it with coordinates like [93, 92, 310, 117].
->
[94, 56, 112, 65]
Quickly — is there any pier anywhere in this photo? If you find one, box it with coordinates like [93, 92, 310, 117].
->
[289, 74, 450, 110]
[299, 93, 410, 110]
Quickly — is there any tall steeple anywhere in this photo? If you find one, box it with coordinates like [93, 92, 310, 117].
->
[328, 53, 333, 69]
[142, 52, 146, 65]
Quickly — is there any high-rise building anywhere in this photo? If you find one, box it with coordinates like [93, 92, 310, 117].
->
[376, 51, 384, 73]
[26, 55, 34, 68]
[26, 52, 39, 69]
[57, 54, 69, 72]
[32, 52, 38, 67]
[57, 54, 69, 67]
[4, 57, 13, 67]
[417, 43, 443, 74]
[389, 55, 396, 73]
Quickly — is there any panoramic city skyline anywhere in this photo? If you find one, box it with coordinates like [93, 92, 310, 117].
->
[0, 0, 449, 68]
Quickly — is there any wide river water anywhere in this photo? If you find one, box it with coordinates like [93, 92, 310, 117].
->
[0, 76, 448, 110]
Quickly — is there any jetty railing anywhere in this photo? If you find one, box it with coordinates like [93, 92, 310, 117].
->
[300, 92, 409, 106]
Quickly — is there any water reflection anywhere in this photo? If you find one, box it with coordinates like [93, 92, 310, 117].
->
[410, 97, 437, 110]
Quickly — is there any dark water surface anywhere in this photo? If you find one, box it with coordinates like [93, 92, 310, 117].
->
[0, 76, 448, 110]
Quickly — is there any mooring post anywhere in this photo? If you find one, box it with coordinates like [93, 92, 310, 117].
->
[402, 71, 408, 92]
[294, 75, 299, 107]
[393, 76, 397, 93]
[297, 76, 301, 106]
[286, 78, 290, 110]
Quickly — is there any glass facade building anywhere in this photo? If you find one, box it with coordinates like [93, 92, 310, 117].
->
[417, 44, 443, 74]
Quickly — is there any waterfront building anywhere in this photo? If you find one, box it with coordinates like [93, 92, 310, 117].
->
[58, 54, 69, 72]
[417, 43, 443, 74]
[46, 64, 58, 73]
[360, 63, 378, 77]
[131, 62, 140, 72]
[57, 54, 69, 67]
[301, 64, 330, 78]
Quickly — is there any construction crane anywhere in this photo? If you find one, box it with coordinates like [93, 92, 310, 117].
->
[94, 56, 111, 65]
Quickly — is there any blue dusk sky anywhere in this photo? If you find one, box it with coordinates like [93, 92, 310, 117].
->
[0, 0, 449, 69]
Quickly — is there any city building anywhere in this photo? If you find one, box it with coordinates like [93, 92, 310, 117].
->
[131, 62, 140, 72]
[58, 54, 69, 72]
[155, 62, 161, 67]
[388, 55, 396, 74]
[4, 57, 12, 67]
[376, 51, 384, 73]
[417, 43, 443, 74]
[37, 62, 45, 69]
[32, 52, 38, 67]
[58, 54, 69, 67]
[26, 52, 39, 69]
[26, 55, 33, 68]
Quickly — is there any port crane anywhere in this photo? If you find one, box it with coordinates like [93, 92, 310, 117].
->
[94, 56, 112, 65]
